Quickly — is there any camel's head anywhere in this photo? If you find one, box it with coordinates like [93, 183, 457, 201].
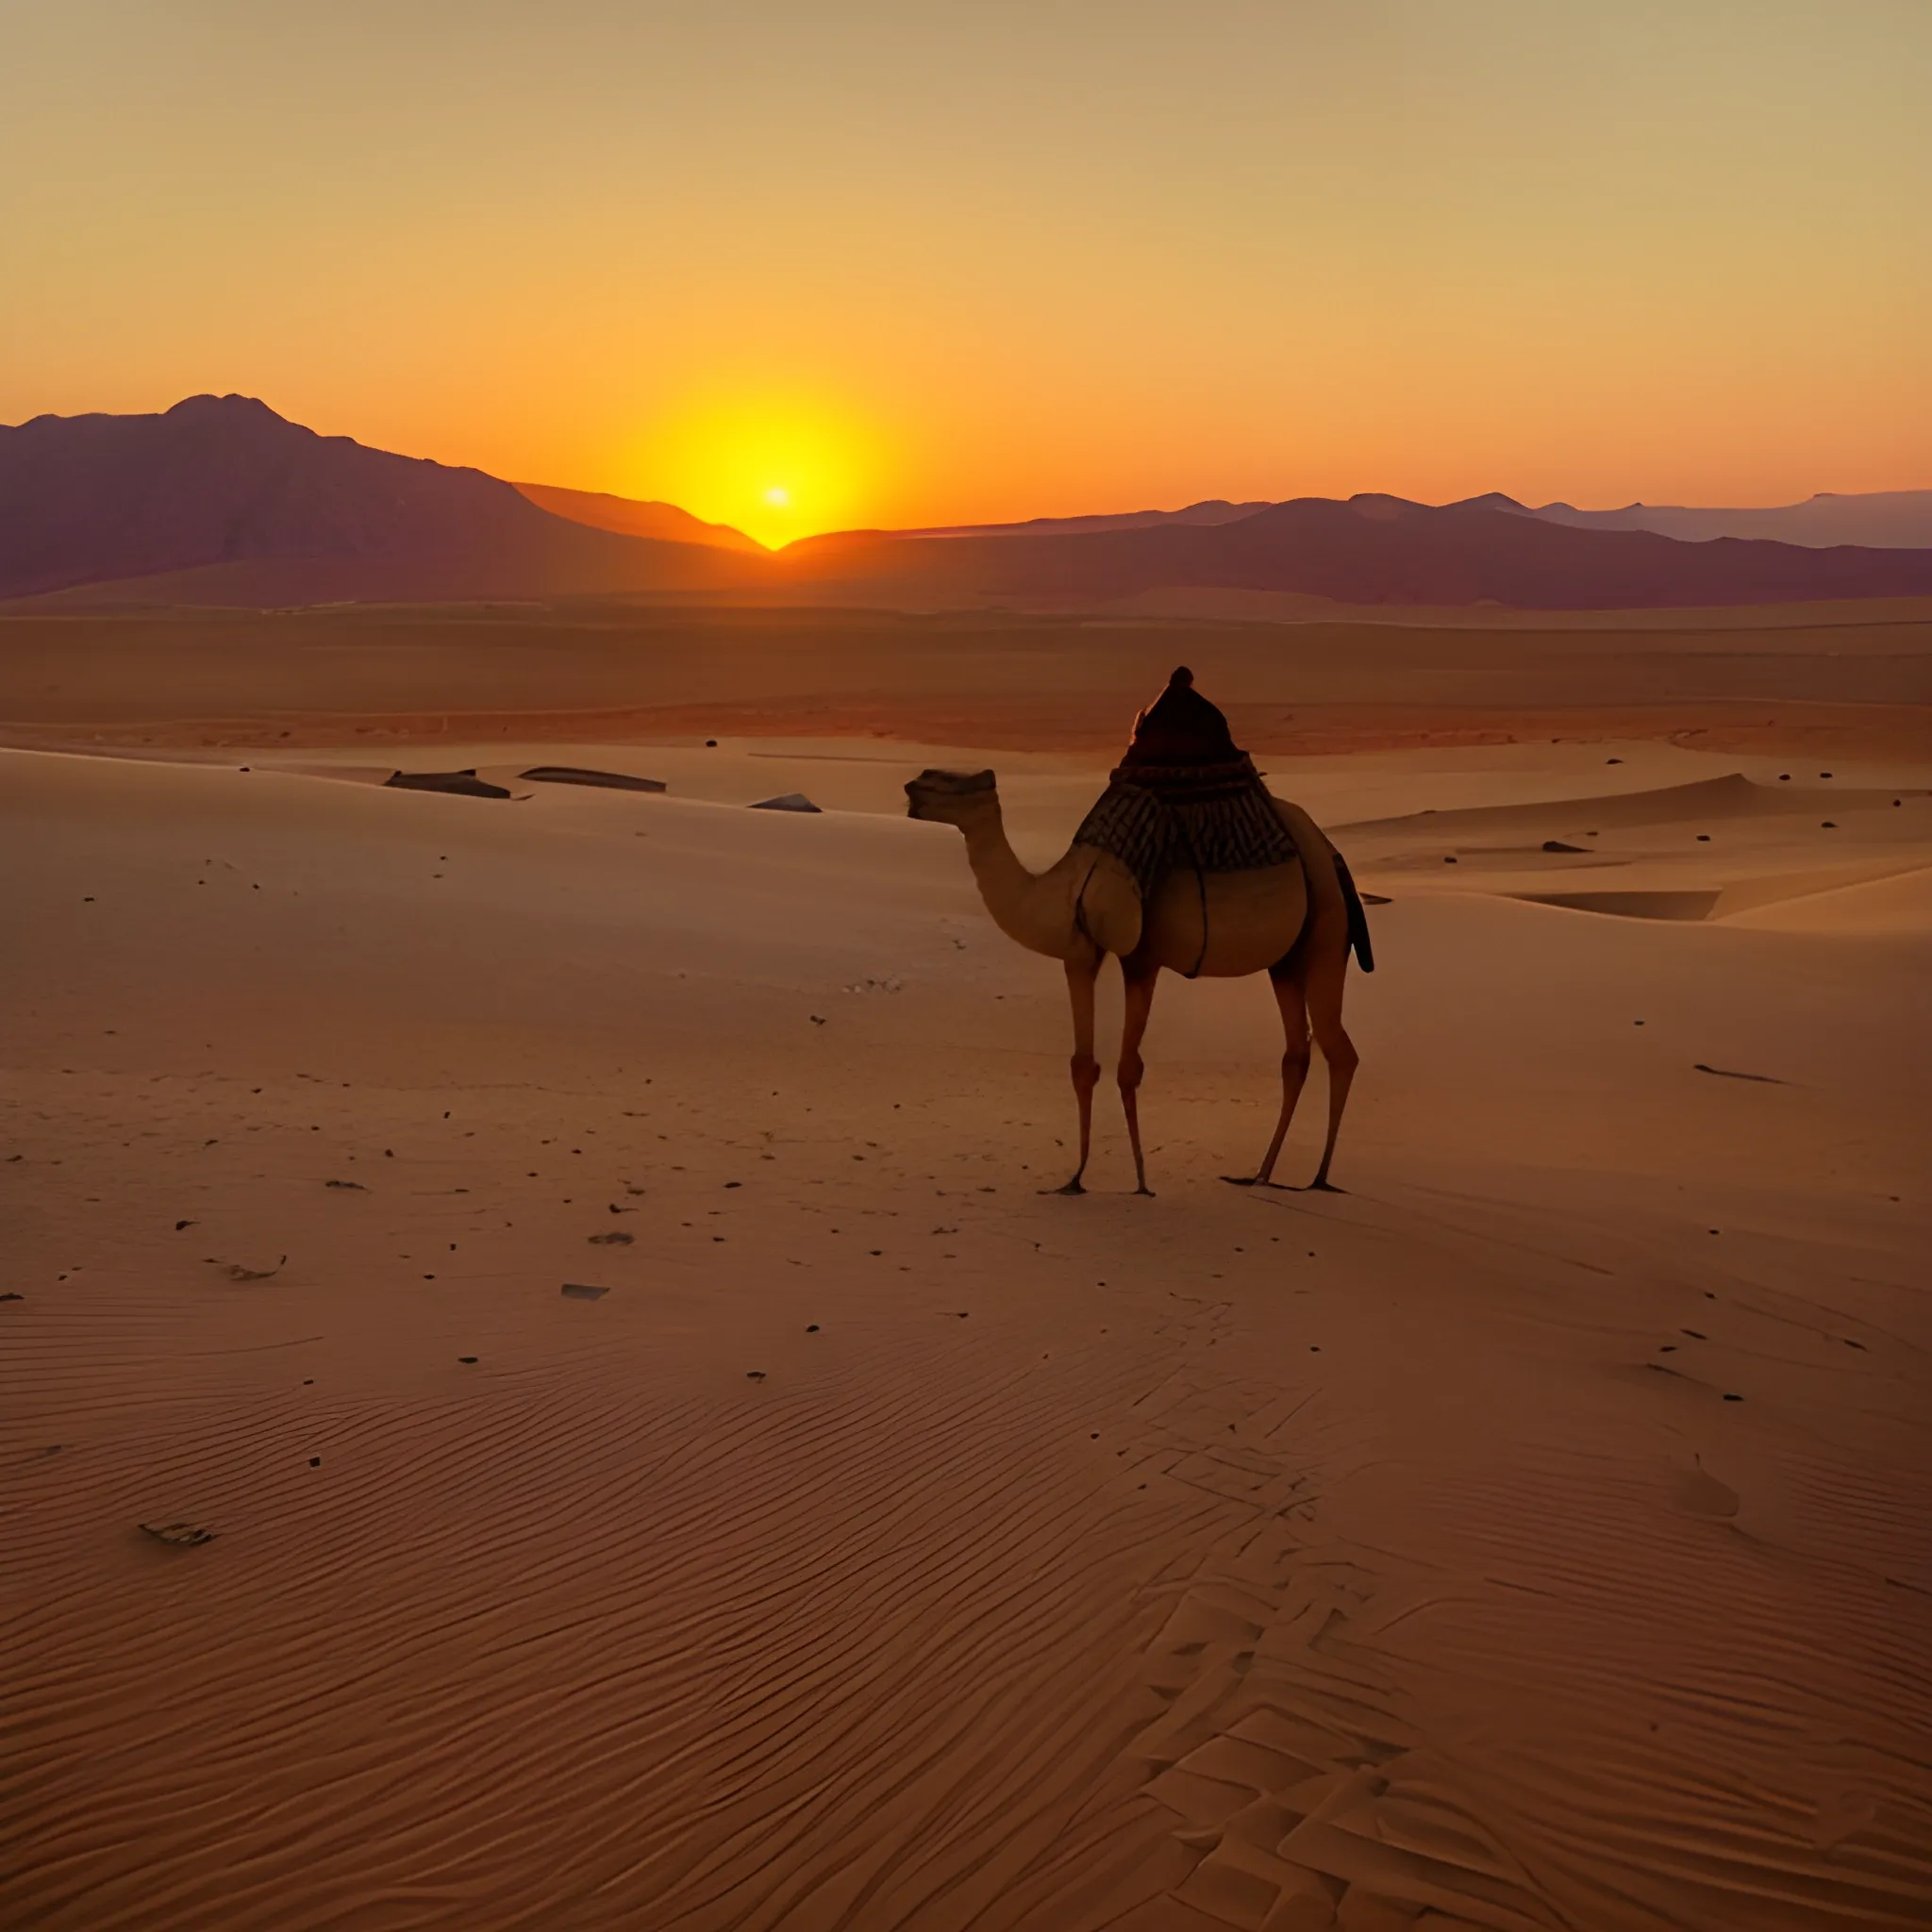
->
[905, 767, 998, 828]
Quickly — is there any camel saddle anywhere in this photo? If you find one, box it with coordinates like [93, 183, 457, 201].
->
[1074, 667, 1297, 897]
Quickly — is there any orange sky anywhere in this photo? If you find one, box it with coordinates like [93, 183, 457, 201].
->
[4, 2, 1927, 542]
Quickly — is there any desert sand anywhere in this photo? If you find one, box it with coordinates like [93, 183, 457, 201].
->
[4, 623, 1930, 1928]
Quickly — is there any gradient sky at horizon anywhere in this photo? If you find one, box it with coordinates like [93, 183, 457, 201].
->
[4, 0, 1926, 541]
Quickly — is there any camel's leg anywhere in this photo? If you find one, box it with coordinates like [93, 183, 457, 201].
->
[1223, 966, 1311, 1189]
[1307, 930, 1359, 1191]
[1048, 953, 1103, 1196]
[1117, 957, 1160, 1196]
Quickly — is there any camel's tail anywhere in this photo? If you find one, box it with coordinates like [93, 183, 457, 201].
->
[1334, 850, 1375, 974]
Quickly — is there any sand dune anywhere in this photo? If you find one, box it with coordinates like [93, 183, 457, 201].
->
[4, 728, 1928, 1928]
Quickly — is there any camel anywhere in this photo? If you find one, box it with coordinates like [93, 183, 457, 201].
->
[905, 668, 1372, 1196]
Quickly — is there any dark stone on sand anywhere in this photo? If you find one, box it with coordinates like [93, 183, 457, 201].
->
[560, 1282, 609, 1300]
[1541, 840, 1587, 853]
[0, 1291, 24, 1302]
[750, 792, 822, 813]
[324, 1179, 366, 1190]
[587, 1231, 634, 1245]
[309, 1457, 321, 1467]
[520, 765, 666, 793]
[175, 1219, 195, 1229]
[807, 1324, 820, 1332]
[385, 769, 512, 799]
[746, 1370, 766, 1380]
[458, 1356, 478, 1364]
[1442, 855, 1458, 864]
[141, 1522, 215, 1547]
[1694, 1062, 1785, 1084]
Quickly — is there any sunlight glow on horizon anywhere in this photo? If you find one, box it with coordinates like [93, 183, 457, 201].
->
[623, 391, 886, 548]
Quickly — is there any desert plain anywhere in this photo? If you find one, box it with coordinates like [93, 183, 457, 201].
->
[4, 599, 1930, 1930]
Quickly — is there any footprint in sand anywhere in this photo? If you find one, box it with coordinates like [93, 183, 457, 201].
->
[219, 1256, 286, 1282]
[1674, 1464, 1740, 1520]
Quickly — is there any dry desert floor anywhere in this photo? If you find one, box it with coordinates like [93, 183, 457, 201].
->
[5, 643, 1931, 1929]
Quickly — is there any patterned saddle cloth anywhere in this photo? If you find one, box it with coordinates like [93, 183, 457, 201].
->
[1072, 756, 1298, 899]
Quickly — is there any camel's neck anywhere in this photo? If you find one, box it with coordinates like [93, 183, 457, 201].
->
[948, 794, 1134, 961]
[957, 800, 1036, 912]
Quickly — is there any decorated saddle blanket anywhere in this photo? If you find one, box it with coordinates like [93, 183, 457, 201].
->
[1072, 756, 1298, 899]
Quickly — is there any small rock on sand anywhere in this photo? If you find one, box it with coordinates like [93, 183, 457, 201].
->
[587, 1231, 634, 1246]
[384, 769, 512, 799]
[520, 766, 666, 793]
[749, 793, 822, 813]
[560, 1282, 609, 1300]
[141, 1522, 215, 1547]
[1542, 840, 1587, 853]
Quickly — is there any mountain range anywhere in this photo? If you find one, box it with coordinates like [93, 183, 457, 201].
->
[0, 395, 748, 604]
[5, 394, 1930, 610]
[901, 490, 1932, 549]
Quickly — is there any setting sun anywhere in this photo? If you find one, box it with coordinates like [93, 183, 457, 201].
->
[622, 392, 883, 549]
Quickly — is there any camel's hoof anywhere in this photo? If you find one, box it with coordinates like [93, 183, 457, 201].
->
[1133, 1186, 1156, 1198]
[1044, 1179, 1087, 1197]
[1303, 1179, 1346, 1194]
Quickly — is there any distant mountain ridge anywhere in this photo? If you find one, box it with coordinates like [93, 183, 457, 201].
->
[908, 488, 1932, 550]
[510, 481, 764, 553]
[898, 500, 1277, 540]
[772, 492, 1932, 609]
[6, 397, 1930, 609]
[0, 395, 746, 601]
[1501, 491, 1932, 550]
